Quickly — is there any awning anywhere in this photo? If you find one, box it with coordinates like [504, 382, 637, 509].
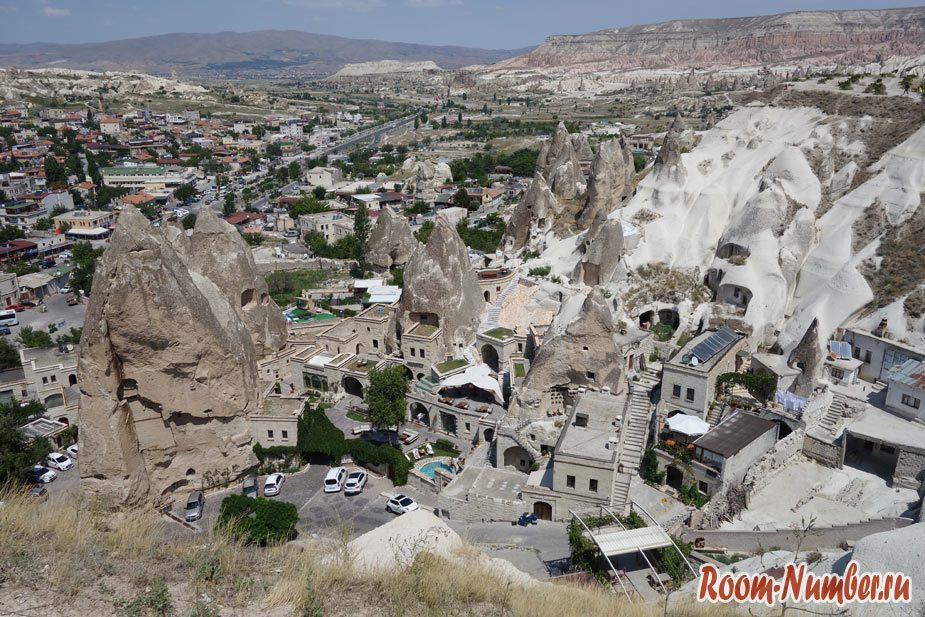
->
[666, 413, 710, 437]
[439, 363, 503, 404]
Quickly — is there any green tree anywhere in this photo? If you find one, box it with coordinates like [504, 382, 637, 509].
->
[5, 261, 39, 277]
[265, 143, 283, 158]
[69, 241, 104, 295]
[288, 197, 329, 218]
[353, 202, 370, 272]
[0, 399, 52, 484]
[241, 232, 264, 246]
[65, 153, 85, 183]
[413, 220, 434, 244]
[44, 156, 66, 185]
[312, 185, 327, 200]
[633, 153, 647, 173]
[33, 218, 53, 231]
[441, 116, 447, 129]
[453, 187, 473, 211]
[0, 337, 20, 370]
[0, 226, 25, 242]
[215, 494, 298, 545]
[364, 364, 410, 439]
[457, 111, 463, 124]
[173, 184, 196, 201]
[288, 161, 301, 179]
[0, 189, 7, 203]
[16, 327, 53, 349]
[223, 193, 236, 217]
[55, 327, 82, 346]
[414, 116, 419, 130]
[182, 213, 197, 229]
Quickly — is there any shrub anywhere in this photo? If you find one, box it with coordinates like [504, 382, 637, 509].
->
[215, 494, 298, 545]
[640, 449, 664, 485]
[435, 438, 458, 453]
[528, 266, 550, 276]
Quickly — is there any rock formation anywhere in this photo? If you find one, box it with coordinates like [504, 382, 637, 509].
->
[184, 208, 288, 358]
[787, 318, 822, 398]
[547, 144, 586, 200]
[537, 122, 572, 177]
[414, 160, 453, 202]
[573, 213, 624, 286]
[653, 115, 686, 184]
[500, 173, 560, 253]
[621, 139, 636, 197]
[77, 207, 276, 508]
[577, 137, 627, 228]
[570, 133, 594, 165]
[509, 289, 638, 419]
[366, 206, 420, 272]
[394, 216, 484, 357]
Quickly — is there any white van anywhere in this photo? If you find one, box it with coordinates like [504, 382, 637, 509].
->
[324, 467, 347, 493]
[0, 310, 18, 327]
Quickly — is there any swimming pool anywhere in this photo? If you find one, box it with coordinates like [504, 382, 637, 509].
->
[420, 461, 455, 479]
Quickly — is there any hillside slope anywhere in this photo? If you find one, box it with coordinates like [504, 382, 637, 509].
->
[0, 30, 533, 78]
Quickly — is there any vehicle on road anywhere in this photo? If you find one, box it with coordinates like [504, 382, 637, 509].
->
[344, 470, 368, 495]
[517, 512, 539, 526]
[59, 285, 72, 294]
[41, 258, 56, 269]
[386, 495, 420, 515]
[242, 476, 258, 498]
[324, 467, 347, 493]
[185, 490, 205, 522]
[26, 466, 57, 484]
[27, 485, 48, 501]
[45, 453, 74, 471]
[66, 295, 78, 306]
[6, 304, 25, 312]
[20, 301, 36, 308]
[263, 473, 285, 496]
[66, 444, 78, 459]
[0, 326, 9, 336]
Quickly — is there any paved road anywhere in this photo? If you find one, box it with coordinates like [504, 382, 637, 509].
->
[447, 520, 572, 578]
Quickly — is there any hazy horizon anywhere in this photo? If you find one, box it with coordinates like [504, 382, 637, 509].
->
[3, 0, 923, 50]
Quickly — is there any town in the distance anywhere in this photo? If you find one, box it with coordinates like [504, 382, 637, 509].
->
[1, 4, 924, 617]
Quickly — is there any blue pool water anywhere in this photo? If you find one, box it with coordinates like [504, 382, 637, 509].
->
[420, 461, 455, 479]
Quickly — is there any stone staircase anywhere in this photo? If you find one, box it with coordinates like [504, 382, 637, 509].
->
[637, 364, 662, 390]
[511, 428, 542, 460]
[706, 403, 724, 427]
[478, 274, 520, 333]
[611, 386, 653, 507]
[463, 344, 477, 365]
[818, 392, 849, 434]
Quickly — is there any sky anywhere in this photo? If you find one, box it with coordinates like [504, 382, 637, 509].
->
[2, 0, 922, 49]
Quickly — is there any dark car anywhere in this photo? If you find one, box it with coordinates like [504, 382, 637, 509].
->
[0, 326, 9, 336]
[20, 301, 36, 308]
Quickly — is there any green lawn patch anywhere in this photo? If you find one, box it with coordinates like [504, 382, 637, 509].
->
[410, 324, 439, 337]
[484, 327, 514, 340]
[265, 269, 342, 307]
[514, 362, 526, 378]
[436, 358, 468, 373]
[346, 410, 367, 422]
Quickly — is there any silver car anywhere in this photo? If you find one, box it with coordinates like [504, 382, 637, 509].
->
[185, 490, 205, 522]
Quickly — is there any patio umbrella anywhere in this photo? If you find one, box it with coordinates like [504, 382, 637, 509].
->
[666, 413, 710, 437]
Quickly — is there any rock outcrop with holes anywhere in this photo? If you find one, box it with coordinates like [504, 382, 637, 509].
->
[508, 289, 643, 419]
[413, 160, 453, 202]
[787, 318, 822, 399]
[366, 206, 420, 272]
[547, 143, 586, 200]
[394, 216, 484, 357]
[184, 208, 288, 358]
[501, 173, 561, 253]
[573, 214, 624, 286]
[652, 115, 686, 183]
[77, 207, 267, 508]
[578, 137, 627, 228]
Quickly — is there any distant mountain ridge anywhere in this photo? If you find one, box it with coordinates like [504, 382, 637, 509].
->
[0, 30, 534, 78]
[497, 7, 925, 71]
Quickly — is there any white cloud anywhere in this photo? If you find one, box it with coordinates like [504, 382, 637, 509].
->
[282, 0, 384, 11]
[405, 0, 462, 6]
[42, 6, 70, 16]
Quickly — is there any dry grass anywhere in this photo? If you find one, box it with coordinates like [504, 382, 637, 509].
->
[0, 487, 735, 617]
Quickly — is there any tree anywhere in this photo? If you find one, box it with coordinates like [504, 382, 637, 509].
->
[0, 399, 51, 485]
[633, 153, 647, 173]
[482, 103, 489, 115]
[312, 185, 327, 200]
[0, 337, 20, 370]
[389, 268, 403, 288]
[457, 111, 462, 124]
[33, 218, 53, 231]
[364, 364, 409, 440]
[414, 116, 419, 130]
[223, 193, 236, 218]
[287, 197, 329, 218]
[0, 226, 25, 242]
[453, 187, 473, 211]
[44, 156, 66, 185]
[173, 184, 196, 201]
[55, 327, 82, 346]
[17, 327, 53, 349]
[441, 116, 447, 129]
[65, 153, 85, 183]
[288, 161, 301, 179]
[69, 241, 104, 295]
[241, 232, 264, 246]
[353, 202, 370, 272]
[265, 142, 283, 158]
[0, 189, 7, 203]
[181, 213, 197, 229]
[215, 494, 298, 545]
[414, 220, 434, 244]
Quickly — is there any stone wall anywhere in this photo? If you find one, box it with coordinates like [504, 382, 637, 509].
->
[894, 448, 925, 490]
[802, 433, 843, 468]
[743, 428, 805, 495]
[437, 489, 525, 522]
[255, 257, 351, 274]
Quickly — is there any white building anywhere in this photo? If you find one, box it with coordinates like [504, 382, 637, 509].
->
[279, 121, 304, 139]
[101, 166, 196, 196]
[305, 167, 343, 190]
[298, 211, 354, 243]
[885, 359, 925, 422]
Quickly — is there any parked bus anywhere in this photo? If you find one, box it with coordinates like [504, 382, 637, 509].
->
[0, 309, 18, 327]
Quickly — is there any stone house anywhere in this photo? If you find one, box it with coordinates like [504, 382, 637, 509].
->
[0, 273, 21, 307]
[661, 327, 747, 418]
[884, 359, 925, 422]
[843, 326, 924, 383]
[20, 345, 79, 426]
[305, 167, 343, 189]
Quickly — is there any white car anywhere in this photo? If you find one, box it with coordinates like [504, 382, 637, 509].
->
[26, 466, 57, 484]
[66, 444, 78, 459]
[386, 494, 420, 515]
[263, 473, 285, 497]
[45, 453, 73, 471]
[343, 470, 368, 495]
[59, 285, 72, 294]
[323, 467, 347, 493]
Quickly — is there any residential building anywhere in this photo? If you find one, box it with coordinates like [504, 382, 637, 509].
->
[843, 325, 924, 383]
[305, 167, 343, 189]
[279, 120, 303, 139]
[0, 273, 21, 307]
[101, 166, 196, 196]
[0, 240, 37, 263]
[884, 359, 925, 422]
[298, 211, 353, 243]
[0, 200, 47, 229]
[54, 210, 115, 242]
[20, 344, 80, 426]
[661, 327, 747, 418]
[100, 116, 123, 135]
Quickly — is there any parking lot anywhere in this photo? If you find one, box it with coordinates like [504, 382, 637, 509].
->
[7, 291, 87, 341]
[181, 463, 438, 539]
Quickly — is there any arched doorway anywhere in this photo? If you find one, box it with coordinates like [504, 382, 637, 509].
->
[483, 427, 495, 443]
[666, 465, 684, 490]
[68, 374, 77, 386]
[484, 290, 491, 303]
[503, 445, 531, 473]
[533, 501, 552, 521]
[658, 308, 680, 329]
[639, 310, 654, 330]
[343, 376, 363, 397]
[410, 402, 430, 427]
[43, 393, 64, 408]
[481, 344, 500, 373]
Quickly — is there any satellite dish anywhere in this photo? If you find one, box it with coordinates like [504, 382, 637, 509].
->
[690, 356, 699, 367]
[66, 344, 74, 352]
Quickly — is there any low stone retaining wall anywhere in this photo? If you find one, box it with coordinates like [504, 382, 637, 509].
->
[802, 432, 843, 467]
[256, 257, 351, 274]
[437, 490, 525, 522]
[678, 517, 913, 552]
